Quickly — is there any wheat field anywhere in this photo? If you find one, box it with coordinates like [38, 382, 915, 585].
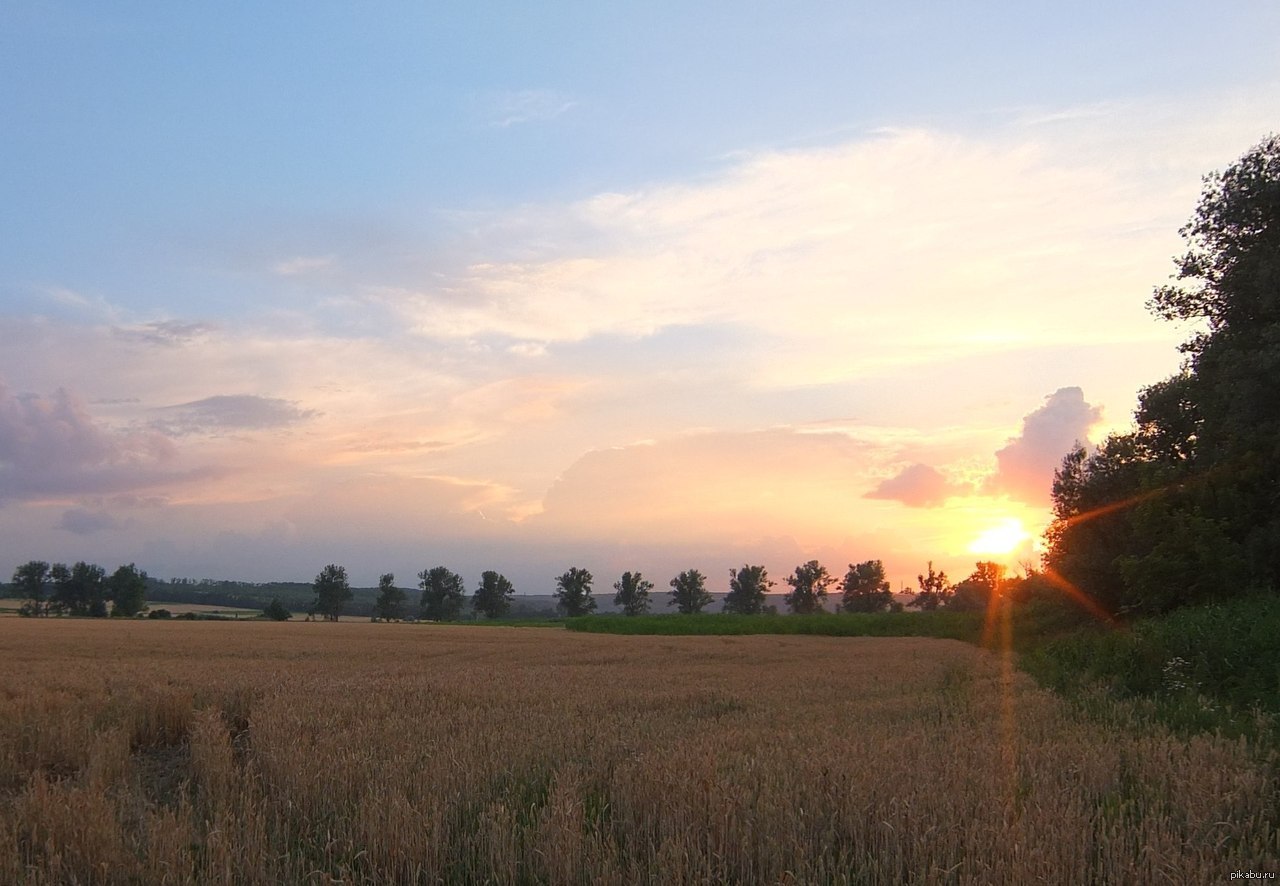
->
[0, 619, 1275, 884]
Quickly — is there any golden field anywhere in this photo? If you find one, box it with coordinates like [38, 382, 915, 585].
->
[0, 619, 1275, 884]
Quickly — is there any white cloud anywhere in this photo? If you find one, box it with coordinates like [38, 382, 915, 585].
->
[985, 387, 1103, 504]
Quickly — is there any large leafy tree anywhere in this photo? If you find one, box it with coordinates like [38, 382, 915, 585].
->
[108, 563, 148, 617]
[613, 571, 653, 616]
[554, 567, 596, 616]
[52, 562, 107, 617]
[723, 564, 772, 614]
[668, 569, 711, 614]
[473, 570, 514, 619]
[311, 564, 352, 622]
[418, 566, 467, 621]
[12, 560, 51, 616]
[374, 572, 406, 622]
[839, 560, 892, 613]
[1046, 135, 1280, 615]
[784, 561, 833, 614]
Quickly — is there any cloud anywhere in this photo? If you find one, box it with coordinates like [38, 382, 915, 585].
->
[0, 382, 195, 501]
[985, 387, 1102, 504]
[531, 428, 878, 543]
[865, 463, 970, 508]
[485, 89, 577, 127]
[112, 321, 218, 347]
[58, 508, 121, 536]
[152, 395, 319, 436]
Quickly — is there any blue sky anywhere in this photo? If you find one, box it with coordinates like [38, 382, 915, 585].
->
[2, 2, 1278, 594]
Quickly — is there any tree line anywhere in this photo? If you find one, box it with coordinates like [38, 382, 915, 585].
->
[287, 558, 1018, 622]
[9, 561, 148, 618]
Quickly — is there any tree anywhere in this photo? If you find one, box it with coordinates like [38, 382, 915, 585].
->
[908, 562, 951, 611]
[12, 560, 51, 616]
[613, 571, 653, 616]
[784, 560, 833, 614]
[52, 561, 107, 617]
[418, 566, 467, 621]
[1046, 136, 1280, 615]
[263, 598, 293, 621]
[473, 570, 514, 619]
[374, 572, 406, 622]
[668, 569, 711, 614]
[723, 564, 772, 614]
[311, 564, 352, 622]
[948, 561, 1005, 612]
[554, 567, 596, 616]
[840, 560, 892, 613]
[48, 563, 71, 616]
[108, 563, 148, 617]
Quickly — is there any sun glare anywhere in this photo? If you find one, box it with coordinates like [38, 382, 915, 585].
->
[968, 517, 1031, 557]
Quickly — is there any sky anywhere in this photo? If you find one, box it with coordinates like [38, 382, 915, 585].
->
[2, 1, 1278, 597]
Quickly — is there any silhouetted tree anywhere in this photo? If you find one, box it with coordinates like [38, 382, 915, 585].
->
[554, 567, 596, 616]
[374, 572, 406, 621]
[613, 571, 653, 616]
[47, 563, 71, 616]
[908, 561, 952, 610]
[669, 569, 711, 614]
[840, 560, 892, 613]
[311, 564, 352, 621]
[1047, 135, 1280, 615]
[419, 566, 467, 621]
[12, 560, 51, 616]
[53, 562, 107, 617]
[784, 560, 833, 614]
[948, 561, 1005, 612]
[108, 563, 148, 617]
[473, 570, 514, 619]
[724, 564, 772, 614]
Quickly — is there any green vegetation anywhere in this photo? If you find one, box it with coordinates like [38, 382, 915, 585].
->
[1016, 594, 1280, 742]
[566, 610, 983, 640]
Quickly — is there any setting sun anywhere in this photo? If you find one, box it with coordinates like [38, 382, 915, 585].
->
[968, 518, 1031, 557]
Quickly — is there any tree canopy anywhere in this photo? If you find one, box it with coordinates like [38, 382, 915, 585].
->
[473, 571, 514, 619]
[311, 564, 352, 622]
[374, 573, 406, 621]
[668, 569, 712, 614]
[554, 567, 596, 616]
[784, 561, 833, 614]
[724, 564, 772, 614]
[1047, 135, 1280, 616]
[419, 566, 467, 621]
[839, 560, 892, 613]
[613, 571, 653, 616]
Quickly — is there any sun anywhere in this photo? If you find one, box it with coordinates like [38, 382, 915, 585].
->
[968, 517, 1031, 557]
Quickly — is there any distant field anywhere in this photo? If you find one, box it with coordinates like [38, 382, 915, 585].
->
[0, 620, 1273, 882]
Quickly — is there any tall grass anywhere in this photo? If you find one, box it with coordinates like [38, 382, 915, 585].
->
[1018, 593, 1280, 741]
[0, 619, 1275, 882]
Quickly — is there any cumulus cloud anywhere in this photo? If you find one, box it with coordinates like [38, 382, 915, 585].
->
[153, 395, 319, 436]
[865, 463, 970, 508]
[0, 382, 195, 501]
[985, 387, 1102, 504]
